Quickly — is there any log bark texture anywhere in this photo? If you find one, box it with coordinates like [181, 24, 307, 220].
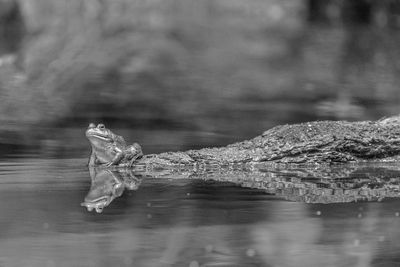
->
[131, 115, 400, 167]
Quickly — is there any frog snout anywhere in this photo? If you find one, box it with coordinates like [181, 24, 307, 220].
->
[88, 123, 96, 129]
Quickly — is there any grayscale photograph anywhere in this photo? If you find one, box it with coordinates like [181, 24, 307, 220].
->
[0, 0, 400, 266]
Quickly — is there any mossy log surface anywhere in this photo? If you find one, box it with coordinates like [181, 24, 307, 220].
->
[131, 115, 400, 168]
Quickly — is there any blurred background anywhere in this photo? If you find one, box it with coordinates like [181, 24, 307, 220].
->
[1, 0, 400, 155]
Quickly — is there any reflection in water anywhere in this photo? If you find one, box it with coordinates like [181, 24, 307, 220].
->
[1, 158, 400, 266]
[82, 163, 400, 213]
[240, 166, 400, 203]
[81, 167, 141, 213]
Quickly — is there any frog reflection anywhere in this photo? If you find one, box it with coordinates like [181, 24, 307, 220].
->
[81, 167, 142, 213]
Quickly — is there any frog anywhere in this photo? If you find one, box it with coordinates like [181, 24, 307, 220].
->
[85, 123, 143, 167]
[81, 167, 142, 213]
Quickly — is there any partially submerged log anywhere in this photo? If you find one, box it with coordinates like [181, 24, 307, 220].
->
[134, 115, 400, 167]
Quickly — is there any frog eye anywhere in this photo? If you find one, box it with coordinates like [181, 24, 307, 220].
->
[98, 124, 106, 129]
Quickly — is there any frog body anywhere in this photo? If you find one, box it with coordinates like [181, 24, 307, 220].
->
[86, 123, 143, 167]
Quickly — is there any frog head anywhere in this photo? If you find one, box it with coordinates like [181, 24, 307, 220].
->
[86, 123, 115, 146]
[86, 123, 127, 148]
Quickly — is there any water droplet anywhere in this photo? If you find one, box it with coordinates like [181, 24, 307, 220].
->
[354, 239, 360, 246]
[187, 193, 191, 196]
[147, 202, 151, 207]
[395, 212, 399, 217]
[246, 248, 256, 257]
[147, 214, 152, 219]
[189, 260, 199, 267]
[378, 236, 385, 242]
[358, 213, 362, 218]
[43, 222, 49, 229]
[316, 211, 321, 216]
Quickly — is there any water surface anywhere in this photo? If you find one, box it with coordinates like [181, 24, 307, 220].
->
[1, 152, 400, 267]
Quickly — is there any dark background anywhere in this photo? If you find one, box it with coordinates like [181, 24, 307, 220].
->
[1, 0, 400, 153]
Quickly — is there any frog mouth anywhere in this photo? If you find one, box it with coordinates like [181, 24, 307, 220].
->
[86, 132, 112, 142]
[82, 196, 110, 205]
[81, 196, 111, 210]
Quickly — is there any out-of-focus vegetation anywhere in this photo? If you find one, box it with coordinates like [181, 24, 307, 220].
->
[1, 0, 400, 146]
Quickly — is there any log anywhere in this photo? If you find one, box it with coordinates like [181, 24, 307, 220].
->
[133, 115, 400, 167]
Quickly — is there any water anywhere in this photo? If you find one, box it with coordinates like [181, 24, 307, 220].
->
[1, 147, 400, 267]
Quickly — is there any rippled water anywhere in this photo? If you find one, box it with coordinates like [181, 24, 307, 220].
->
[1, 151, 400, 267]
